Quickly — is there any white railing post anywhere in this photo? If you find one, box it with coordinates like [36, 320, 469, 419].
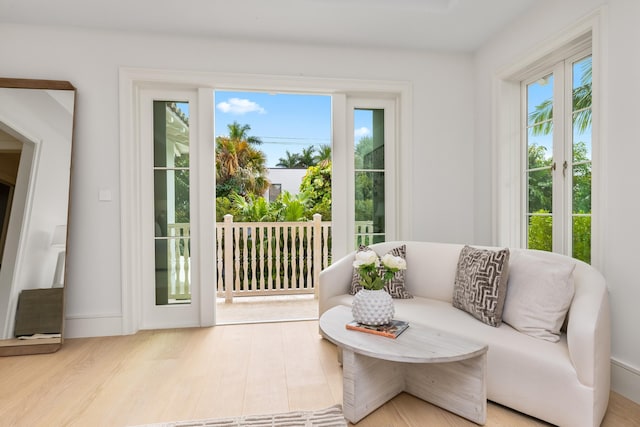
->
[223, 214, 234, 302]
[313, 213, 322, 298]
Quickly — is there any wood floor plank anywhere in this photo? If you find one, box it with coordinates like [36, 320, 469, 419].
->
[243, 323, 289, 415]
[0, 320, 637, 427]
[282, 322, 335, 410]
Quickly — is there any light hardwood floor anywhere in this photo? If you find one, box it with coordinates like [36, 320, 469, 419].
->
[0, 321, 638, 427]
[215, 295, 318, 324]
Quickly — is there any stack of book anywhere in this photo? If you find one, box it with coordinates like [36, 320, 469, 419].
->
[346, 319, 409, 339]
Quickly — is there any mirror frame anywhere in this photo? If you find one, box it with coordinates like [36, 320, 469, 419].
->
[0, 77, 75, 356]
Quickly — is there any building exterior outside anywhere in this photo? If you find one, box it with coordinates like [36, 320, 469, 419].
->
[264, 168, 307, 201]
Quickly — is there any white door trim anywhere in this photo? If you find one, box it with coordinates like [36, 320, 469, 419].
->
[119, 68, 412, 334]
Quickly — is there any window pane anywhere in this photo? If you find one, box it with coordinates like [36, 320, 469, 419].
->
[527, 126, 554, 169]
[354, 108, 385, 247]
[528, 213, 552, 252]
[572, 163, 591, 214]
[572, 215, 591, 263]
[527, 74, 553, 127]
[355, 171, 385, 233]
[526, 73, 554, 255]
[155, 237, 191, 304]
[153, 100, 190, 305]
[154, 170, 191, 234]
[354, 109, 384, 170]
[572, 56, 592, 163]
[573, 115, 592, 162]
[154, 101, 190, 168]
[572, 57, 592, 107]
[571, 56, 592, 264]
[268, 183, 281, 202]
[527, 169, 552, 213]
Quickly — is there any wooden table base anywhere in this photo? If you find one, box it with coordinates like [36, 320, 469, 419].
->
[341, 349, 487, 424]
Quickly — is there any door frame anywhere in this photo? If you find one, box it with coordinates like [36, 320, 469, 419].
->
[119, 68, 412, 334]
[345, 97, 398, 251]
[137, 88, 215, 330]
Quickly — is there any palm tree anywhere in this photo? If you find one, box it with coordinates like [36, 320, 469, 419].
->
[276, 151, 302, 168]
[315, 144, 331, 167]
[529, 59, 592, 136]
[228, 121, 263, 145]
[298, 146, 316, 168]
[215, 122, 269, 198]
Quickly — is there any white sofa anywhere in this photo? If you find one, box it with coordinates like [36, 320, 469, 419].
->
[319, 241, 611, 427]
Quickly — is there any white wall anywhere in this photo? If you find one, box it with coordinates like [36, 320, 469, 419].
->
[0, 24, 476, 335]
[474, 0, 640, 403]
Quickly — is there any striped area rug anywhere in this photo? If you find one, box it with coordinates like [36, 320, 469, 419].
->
[135, 405, 348, 427]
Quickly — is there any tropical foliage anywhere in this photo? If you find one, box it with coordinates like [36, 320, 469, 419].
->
[527, 141, 592, 262]
[215, 121, 269, 198]
[276, 144, 331, 169]
[526, 57, 592, 263]
[216, 161, 332, 223]
[299, 161, 332, 220]
[215, 133, 333, 222]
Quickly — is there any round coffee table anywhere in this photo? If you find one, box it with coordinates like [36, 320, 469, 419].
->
[319, 305, 488, 425]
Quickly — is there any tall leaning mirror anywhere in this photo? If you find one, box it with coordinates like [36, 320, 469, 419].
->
[0, 78, 75, 356]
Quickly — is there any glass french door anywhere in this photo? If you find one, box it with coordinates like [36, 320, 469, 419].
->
[140, 88, 215, 329]
[347, 98, 397, 251]
[523, 53, 592, 263]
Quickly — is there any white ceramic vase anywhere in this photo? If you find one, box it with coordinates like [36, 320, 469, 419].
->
[352, 289, 394, 326]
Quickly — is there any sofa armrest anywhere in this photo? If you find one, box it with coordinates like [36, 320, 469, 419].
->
[318, 251, 355, 316]
[566, 264, 611, 391]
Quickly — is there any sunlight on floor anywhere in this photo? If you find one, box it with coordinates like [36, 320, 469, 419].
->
[215, 294, 319, 325]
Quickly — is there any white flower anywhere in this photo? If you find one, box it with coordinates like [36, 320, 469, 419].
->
[380, 253, 407, 270]
[352, 250, 380, 268]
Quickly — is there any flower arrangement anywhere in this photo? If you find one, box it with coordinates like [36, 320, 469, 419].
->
[352, 250, 407, 291]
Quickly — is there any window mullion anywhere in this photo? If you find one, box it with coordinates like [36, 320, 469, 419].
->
[564, 58, 575, 257]
[552, 62, 567, 255]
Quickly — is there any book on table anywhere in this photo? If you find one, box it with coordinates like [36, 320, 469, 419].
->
[346, 319, 409, 339]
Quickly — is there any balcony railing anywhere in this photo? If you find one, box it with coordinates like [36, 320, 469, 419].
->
[166, 217, 376, 302]
[166, 214, 334, 302]
[215, 214, 332, 302]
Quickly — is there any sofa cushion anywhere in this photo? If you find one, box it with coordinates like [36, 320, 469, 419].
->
[452, 245, 510, 327]
[350, 244, 412, 299]
[502, 251, 576, 342]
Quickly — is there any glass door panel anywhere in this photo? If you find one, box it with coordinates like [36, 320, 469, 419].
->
[153, 101, 191, 305]
[525, 74, 554, 251]
[570, 55, 592, 263]
[354, 109, 385, 247]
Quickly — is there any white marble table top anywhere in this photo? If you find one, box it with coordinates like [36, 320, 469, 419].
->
[319, 305, 487, 363]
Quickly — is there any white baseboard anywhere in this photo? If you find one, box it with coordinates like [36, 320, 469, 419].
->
[64, 313, 123, 338]
[611, 358, 640, 404]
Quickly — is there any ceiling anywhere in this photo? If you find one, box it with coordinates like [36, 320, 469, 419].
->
[0, 0, 535, 52]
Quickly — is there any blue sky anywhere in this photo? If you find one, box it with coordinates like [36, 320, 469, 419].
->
[214, 91, 374, 167]
[214, 91, 332, 167]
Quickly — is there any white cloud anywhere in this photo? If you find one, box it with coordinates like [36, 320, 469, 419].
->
[354, 127, 371, 139]
[216, 98, 266, 115]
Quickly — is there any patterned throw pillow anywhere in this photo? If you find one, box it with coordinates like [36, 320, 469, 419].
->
[350, 245, 413, 299]
[452, 245, 510, 327]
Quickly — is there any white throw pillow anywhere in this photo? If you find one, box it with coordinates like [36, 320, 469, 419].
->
[502, 252, 576, 342]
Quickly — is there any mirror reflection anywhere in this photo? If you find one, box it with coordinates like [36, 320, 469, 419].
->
[0, 79, 75, 355]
